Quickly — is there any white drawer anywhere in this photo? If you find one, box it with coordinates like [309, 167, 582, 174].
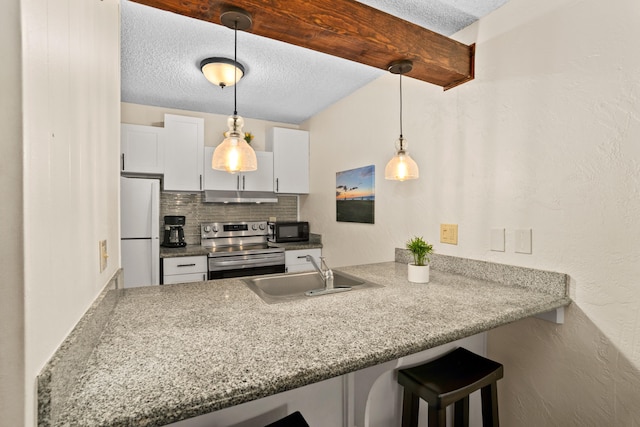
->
[285, 248, 322, 271]
[163, 256, 207, 275]
[163, 272, 208, 285]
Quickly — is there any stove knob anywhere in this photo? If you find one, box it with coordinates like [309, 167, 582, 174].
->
[259, 223, 266, 230]
[203, 225, 212, 233]
[252, 223, 258, 230]
[212, 225, 219, 233]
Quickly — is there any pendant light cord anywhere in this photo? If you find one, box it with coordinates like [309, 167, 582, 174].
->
[233, 20, 238, 116]
[399, 73, 403, 139]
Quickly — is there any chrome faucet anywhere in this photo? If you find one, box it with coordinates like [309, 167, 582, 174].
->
[303, 255, 351, 297]
[305, 255, 334, 289]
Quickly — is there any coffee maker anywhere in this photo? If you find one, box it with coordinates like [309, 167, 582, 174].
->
[162, 215, 186, 247]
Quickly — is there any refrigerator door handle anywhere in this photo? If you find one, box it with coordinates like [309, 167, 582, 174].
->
[150, 181, 160, 285]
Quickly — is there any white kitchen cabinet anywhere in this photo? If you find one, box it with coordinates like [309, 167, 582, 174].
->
[266, 127, 309, 194]
[285, 248, 321, 273]
[203, 147, 274, 192]
[121, 124, 165, 175]
[163, 114, 204, 192]
[163, 256, 207, 285]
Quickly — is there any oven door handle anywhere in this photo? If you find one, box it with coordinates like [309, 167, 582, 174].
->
[208, 257, 283, 268]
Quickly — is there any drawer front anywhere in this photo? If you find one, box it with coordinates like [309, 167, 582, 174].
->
[285, 249, 322, 268]
[163, 256, 207, 275]
[163, 272, 208, 285]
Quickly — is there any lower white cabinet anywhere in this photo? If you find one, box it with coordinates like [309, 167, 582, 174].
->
[163, 256, 207, 284]
[285, 248, 321, 273]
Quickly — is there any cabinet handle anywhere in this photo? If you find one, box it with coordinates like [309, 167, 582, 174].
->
[297, 255, 307, 259]
[200, 174, 203, 190]
[276, 178, 279, 192]
[236, 175, 240, 190]
[203, 273, 207, 281]
[121, 153, 125, 171]
[177, 263, 196, 267]
[242, 175, 245, 190]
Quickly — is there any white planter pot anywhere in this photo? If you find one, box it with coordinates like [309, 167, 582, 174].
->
[407, 263, 430, 283]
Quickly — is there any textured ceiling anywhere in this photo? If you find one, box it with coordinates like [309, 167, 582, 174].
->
[121, 0, 509, 124]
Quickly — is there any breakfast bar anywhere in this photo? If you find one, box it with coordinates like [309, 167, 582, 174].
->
[38, 254, 570, 427]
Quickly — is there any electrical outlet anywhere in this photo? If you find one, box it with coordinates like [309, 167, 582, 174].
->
[99, 240, 108, 272]
[490, 228, 505, 252]
[269, 216, 277, 222]
[440, 224, 458, 245]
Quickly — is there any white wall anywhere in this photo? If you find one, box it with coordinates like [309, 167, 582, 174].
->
[20, 0, 121, 425]
[302, 0, 640, 423]
[1, 0, 25, 425]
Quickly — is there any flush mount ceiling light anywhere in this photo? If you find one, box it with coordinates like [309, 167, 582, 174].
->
[385, 60, 419, 182]
[211, 8, 257, 174]
[200, 57, 245, 89]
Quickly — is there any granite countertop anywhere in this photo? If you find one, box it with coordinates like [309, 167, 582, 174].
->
[52, 259, 570, 426]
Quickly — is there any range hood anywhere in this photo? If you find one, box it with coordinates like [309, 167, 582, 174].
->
[203, 190, 278, 204]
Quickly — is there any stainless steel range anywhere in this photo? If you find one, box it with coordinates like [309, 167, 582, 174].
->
[201, 220, 285, 280]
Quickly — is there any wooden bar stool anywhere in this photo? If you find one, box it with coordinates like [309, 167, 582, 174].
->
[264, 411, 309, 427]
[397, 347, 504, 427]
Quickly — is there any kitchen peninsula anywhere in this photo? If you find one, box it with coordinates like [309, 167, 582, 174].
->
[38, 254, 570, 427]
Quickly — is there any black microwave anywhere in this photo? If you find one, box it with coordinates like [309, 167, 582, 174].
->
[267, 221, 309, 243]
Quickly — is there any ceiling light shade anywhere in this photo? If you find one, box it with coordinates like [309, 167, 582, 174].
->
[211, 8, 257, 174]
[384, 137, 419, 181]
[385, 60, 419, 181]
[201, 58, 245, 88]
[212, 115, 257, 173]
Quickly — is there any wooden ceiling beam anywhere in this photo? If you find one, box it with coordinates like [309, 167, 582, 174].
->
[131, 0, 475, 90]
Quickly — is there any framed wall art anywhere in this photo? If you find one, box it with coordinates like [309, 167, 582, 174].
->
[336, 165, 375, 224]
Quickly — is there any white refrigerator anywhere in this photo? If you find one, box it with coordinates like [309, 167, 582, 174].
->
[120, 176, 160, 288]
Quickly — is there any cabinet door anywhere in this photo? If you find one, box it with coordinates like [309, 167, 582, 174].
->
[266, 128, 309, 194]
[203, 146, 241, 191]
[121, 124, 165, 174]
[163, 273, 208, 285]
[204, 149, 274, 192]
[164, 114, 204, 192]
[242, 151, 274, 192]
[285, 248, 322, 273]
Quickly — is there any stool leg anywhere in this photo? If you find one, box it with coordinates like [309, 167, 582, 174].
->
[401, 388, 420, 427]
[428, 405, 447, 427]
[453, 397, 470, 427]
[481, 383, 499, 427]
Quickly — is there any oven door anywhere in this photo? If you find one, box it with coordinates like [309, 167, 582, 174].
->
[208, 251, 285, 280]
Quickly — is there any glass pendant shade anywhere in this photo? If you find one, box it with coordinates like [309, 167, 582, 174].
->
[385, 60, 419, 181]
[385, 137, 419, 181]
[212, 115, 257, 173]
[201, 58, 244, 88]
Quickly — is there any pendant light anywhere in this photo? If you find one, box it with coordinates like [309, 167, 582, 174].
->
[385, 60, 419, 181]
[211, 9, 257, 174]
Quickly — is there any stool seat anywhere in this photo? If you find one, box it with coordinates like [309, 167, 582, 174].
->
[264, 411, 309, 427]
[398, 347, 503, 427]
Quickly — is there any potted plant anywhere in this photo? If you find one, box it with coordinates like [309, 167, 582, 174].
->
[406, 236, 434, 283]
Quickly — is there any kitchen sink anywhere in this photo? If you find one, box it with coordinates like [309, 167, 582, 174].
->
[242, 270, 383, 304]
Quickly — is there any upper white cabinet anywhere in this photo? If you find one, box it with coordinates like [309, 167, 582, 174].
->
[163, 114, 204, 192]
[121, 124, 165, 175]
[266, 127, 309, 194]
[203, 148, 274, 192]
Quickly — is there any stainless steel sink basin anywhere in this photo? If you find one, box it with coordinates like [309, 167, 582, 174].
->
[242, 270, 383, 304]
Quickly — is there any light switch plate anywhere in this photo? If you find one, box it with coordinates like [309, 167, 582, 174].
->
[490, 228, 505, 252]
[515, 229, 532, 254]
[440, 224, 458, 245]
